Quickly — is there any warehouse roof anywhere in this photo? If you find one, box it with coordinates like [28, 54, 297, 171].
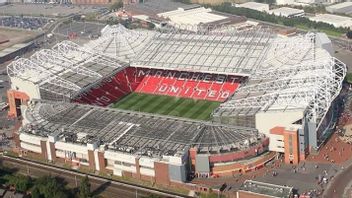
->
[0, 42, 33, 58]
[269, 7, 304, 17]
[157, 7, 228, 27]
[310, 14, 352, 28]
[237, 2, 269, 12]
[327, 2, 352, 10]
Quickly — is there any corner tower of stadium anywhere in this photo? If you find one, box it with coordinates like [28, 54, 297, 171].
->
[7, 25, 346, 183]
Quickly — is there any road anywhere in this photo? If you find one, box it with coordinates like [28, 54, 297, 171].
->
[324, 163, 352, 198]
[0, 156, 189, 198]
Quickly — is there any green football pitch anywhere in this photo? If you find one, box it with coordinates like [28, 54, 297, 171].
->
[111, 93, 221, 121]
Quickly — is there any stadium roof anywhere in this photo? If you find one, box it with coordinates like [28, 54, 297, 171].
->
[7, 40, 125, 99]
[214, 33, 346, 129]
[21, 100, 263, 157]
[7, 25, 346, 130]
[132, 28, 273, 75]
[89, 25, 273, 76]
[84, 25, 155, 63]
[86, 26, 274, 75]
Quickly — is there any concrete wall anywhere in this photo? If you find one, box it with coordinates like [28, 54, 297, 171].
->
[255, 110, 303, 135]
[154, 162, 170, 185]
[10, 78, 41, 99]
[139, 156, 156, 168]
[55, 141, 88, 156]
[104, 150, 136, 164]
[268, 134, 285, 152]
[19, 133, 45, 145]
[283, 129, 300, 164]
[20, 142, 42, 153]
[7, 90, 30, 118]
[169, 164, 187, 183]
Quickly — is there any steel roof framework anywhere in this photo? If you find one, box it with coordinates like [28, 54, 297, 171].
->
[216, 56, 346, 129]
[7, 40, 123, 98]
[21, 100, 263, 156]
[131, 26, 273, 75]
[85, 25, 154, 62]
[7, 26, 347, 132]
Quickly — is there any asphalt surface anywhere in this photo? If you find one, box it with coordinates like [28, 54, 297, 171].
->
[324, 162, 352, 198]
[0, 156, 187, 198]
[0, 4, 107, 18]
[54, 21, 105, 39]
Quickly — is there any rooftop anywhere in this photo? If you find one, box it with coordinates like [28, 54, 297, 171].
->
[85, 25, 154, 63]
[157, 7, 228, 27]
[237, 2, 269, 12]
[327, 2, 352, 10]
[125, 0, 190, 17]
[131, 26, 273, 75]
[0, 42, 33, 58]
[310, 14, 352, 27]
[214, 33, 346, 130]
[269, 7, 304, 17]
[21, 100, 264, 157]
[8, 40, 125, 99]
[239, 180, 293, 198]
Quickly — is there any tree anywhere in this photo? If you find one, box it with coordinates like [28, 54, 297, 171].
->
[345, 73, 352, 84]
[31, 187, 41, 198]
[347, 31, 352, 39]
[208, 2, 349, 36]
[35, 176, 68, 198]
[79, 175, 91, 198]
[109, 0, 123, 11]
[106, 17, 119, 25]
[5, 174, 31, 193]
[147, 22, 155, 30]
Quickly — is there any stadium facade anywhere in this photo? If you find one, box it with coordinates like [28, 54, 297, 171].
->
[6, 25, 346, 183]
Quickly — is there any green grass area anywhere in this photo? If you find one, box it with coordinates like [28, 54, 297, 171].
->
[111, 93, 220, 121]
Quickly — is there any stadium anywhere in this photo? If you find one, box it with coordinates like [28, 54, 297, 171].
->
[6, 25, 346, 184]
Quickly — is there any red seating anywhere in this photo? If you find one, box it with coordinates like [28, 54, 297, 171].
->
[73, 67, 242, 106]
[135, 70, 241, 102]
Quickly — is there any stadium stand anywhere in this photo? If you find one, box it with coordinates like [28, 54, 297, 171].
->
[7, 24, 347, 176]
[134, 69, 242, 102]
[73, 67, 243, 106]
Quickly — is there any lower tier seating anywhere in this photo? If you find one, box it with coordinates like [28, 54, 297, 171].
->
[73, 67, 242, 106]
[135, 69, 241, 102]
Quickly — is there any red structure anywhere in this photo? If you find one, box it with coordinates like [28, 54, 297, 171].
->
[73, 67, 242, 106]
